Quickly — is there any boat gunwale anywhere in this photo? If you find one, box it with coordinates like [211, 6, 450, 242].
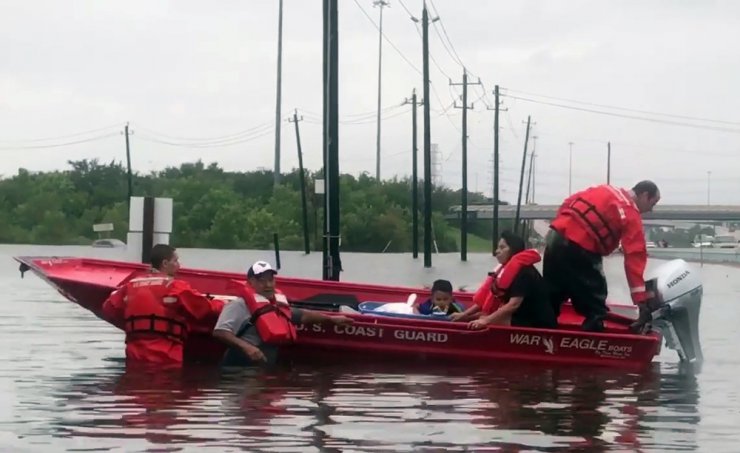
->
[14, 255, 660, 344]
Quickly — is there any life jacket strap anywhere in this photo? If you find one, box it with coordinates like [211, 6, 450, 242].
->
[124, 314, 187, 343]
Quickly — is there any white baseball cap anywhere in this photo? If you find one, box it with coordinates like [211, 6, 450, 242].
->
[247, 260, 278, 278]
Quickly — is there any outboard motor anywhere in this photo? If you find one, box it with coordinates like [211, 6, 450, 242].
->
[645, 259, 703, 365]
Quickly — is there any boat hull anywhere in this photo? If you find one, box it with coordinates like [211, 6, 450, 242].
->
[14, 256, 660, 369]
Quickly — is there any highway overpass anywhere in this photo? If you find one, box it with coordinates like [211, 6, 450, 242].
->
[446, 204, 740, 221]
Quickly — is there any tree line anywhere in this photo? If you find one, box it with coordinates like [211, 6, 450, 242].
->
[0, 159, 506, 252]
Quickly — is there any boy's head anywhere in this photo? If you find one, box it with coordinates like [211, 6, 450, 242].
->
[150, 244, 180, 277]
[430, 279, 454, 309]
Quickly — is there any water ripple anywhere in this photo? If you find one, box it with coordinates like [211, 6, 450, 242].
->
[1, 246, 737, 451]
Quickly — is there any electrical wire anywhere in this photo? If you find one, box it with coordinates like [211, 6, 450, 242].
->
[134, 121, 273, 143]
[0, 132, 119, 150]
[135, 128, 274, 148]
[502, 87, 740, 126]
[502, 93, 740, 134]
[0, 124, 122, 144]
[352, 0, 422, 75]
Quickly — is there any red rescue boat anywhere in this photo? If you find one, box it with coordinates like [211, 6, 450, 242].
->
[13, 255, 703, 370]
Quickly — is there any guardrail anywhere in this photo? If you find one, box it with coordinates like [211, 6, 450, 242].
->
[648, 247, 740, 265]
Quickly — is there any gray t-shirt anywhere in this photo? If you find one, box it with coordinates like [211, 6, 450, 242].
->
[214, 297, 303, 366]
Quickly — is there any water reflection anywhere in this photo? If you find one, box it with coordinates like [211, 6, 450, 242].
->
[36, 361, 698, 451]
[0, 245, 707, 451]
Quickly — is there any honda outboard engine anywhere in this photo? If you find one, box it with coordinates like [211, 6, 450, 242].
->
[645, 259, 703, 365]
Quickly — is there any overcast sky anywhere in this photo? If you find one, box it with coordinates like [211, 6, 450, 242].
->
[2, 0, 739, 205]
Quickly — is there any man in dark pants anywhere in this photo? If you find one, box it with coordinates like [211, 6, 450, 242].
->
[544, 181, 661, 332]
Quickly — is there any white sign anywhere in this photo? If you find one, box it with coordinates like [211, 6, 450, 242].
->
[92, 223, 114, 232]
[128, 197, 173, 233]
[314, 179, 325, 195]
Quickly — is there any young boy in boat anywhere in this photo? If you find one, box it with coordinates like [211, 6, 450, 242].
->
[212, 260, 353, 367]
[450, 231, 557, 329]
[415, 279, 463, 316]
[101, 244, 224, 367]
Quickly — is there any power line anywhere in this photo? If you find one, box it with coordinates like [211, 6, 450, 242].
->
[427, 0, 464, 66]
[502, 93, 740, 134]
[431, 19, 462, 68]
[0, 124, 122, 144]
[397, 1, 460, 99]
[352, 0, 421, 75]
[134, 122, 273, 143]
[135, 128, 274, 148]
[502, 87, 740, 126]
[340, 107, 410, 125]
[136, 125, 273, 146]
[424, 0, 494, 109]
[405, 18, 457, 94]
[297, 104, 401, 121]
[397, 0, 414, 20]
[395, 0, 472, 129]
[428, 6, 494, 111]
[520, 128, 740, 159]
[0, 132, 119, 150]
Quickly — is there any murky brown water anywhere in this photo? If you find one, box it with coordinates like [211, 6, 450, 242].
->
[1, 244, 738, 452]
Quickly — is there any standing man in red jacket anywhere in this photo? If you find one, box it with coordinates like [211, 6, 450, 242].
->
[544, 181, 661, 332]
[102, 244, 223, 366]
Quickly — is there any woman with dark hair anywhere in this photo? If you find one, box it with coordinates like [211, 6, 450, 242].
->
[451, 231, 557, 329]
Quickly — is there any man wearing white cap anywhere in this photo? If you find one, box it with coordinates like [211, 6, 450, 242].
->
[213, 260, 352, 366]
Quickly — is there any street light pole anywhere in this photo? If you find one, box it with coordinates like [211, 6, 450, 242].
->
[707, 171, 711, 206]
[568, 141, 573, 195]
[374, 0, 389, 182]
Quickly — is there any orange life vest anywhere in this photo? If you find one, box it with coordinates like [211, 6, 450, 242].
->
[474, 249, 542, 314]
[228, 280, 297, 345]
[122, 276, 188, 343]
[550, 184, 640, 256]
[550, 185, 650, 304]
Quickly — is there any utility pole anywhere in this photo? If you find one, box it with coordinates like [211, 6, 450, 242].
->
[607, 141, 611, 184]
[273, 0, 284, 187]
[406, 2, 437, 267]
[532, 152, 536, 203]
[123, 123, 133, 208]
[451, 69, 482, 262]
[514, 116, 532, 234]
[421, 4, 437, 268]
[289, 110, 311, 255]
[568, 141, 574, 195]
[322, 0, 341, 281]
[487, 85, 504, 254]
[403, 89, 424, 259]
[374, 0, 389, 181]
[525, 136, 536, 204]
[524, 136, 537, 246]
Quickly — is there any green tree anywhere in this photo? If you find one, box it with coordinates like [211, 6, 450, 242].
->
[0, 160, 500, 251]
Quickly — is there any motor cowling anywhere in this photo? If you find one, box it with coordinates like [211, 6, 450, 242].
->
[652, 259, 702, 304]
[644, 259, 703, 365]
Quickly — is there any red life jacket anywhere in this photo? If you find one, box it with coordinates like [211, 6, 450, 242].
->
[228, 280, 297, 345]
[550, 184, 650, 304]
[551, 184, 640, 256]
[473, 270, 497, 315]
[123, 276, 188, 343]
[474, 249, 541, 314]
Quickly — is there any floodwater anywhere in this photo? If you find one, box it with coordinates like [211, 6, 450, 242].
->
[1, 244, 739, 452]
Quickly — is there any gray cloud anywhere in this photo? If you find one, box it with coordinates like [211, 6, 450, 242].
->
[1, 0, 739, 205]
